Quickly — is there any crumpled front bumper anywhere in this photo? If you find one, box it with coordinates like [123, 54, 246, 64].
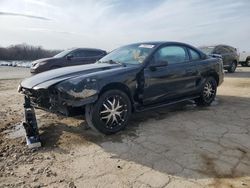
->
[18, 85, 98, 116]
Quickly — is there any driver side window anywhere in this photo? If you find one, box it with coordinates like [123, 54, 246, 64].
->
[154, 46, 188, 64]
[70, 50, 86, 58]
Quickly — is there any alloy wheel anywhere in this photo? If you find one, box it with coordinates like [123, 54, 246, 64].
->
[100, 95, 128, 129]
[231, 62, 236, 72]
[203, 81, 216, 102]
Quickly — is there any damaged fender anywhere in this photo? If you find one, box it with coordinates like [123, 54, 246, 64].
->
[55, 77, 99, 107]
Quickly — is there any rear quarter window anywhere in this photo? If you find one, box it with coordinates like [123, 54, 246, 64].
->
[214, 46, 229, 54]
[85, 50, 105, 57]
[189, 49, 201, 61]
[155, 46, 189, 64]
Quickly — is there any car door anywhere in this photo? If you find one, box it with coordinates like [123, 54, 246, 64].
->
[142, 45, 198, 105]
[214, 46, 231, 66]
[84, 50, 106, 64]
[66, 50, 86, 66]
[68, 50, 99, 66]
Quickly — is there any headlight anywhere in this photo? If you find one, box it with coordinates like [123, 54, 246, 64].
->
[32, 62, 47, 68]
[17, 84, 22, 92]
[32, 63, 39, 68]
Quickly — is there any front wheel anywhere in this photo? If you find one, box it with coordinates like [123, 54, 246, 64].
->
[85, 90, 131, 134]
[195, 77, 217, 106]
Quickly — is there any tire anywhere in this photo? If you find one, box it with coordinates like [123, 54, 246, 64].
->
[227, 61, 237, 73]
[241, 62, 247, 67]
[195, 77, 217, 106]
[85, 90, 132, 134]
[246, 59, 250, 67]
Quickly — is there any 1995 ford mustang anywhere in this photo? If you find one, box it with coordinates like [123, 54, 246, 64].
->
[18, 42, 224, 137]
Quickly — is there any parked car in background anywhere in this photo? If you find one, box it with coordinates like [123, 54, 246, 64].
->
[30, 48, 107, 73]
[19, 41, 224, 135]
[239, 50, 250, 67]
[199, 45, 239, 73]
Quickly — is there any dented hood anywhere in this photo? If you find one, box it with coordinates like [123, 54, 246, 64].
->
[21, 63, 124, 89]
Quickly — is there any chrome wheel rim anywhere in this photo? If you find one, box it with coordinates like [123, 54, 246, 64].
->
[100, 95, 127, 129]
[203, 81, 215, 101]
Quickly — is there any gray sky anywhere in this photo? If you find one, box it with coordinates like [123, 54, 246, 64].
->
[0, 0, 249, 51]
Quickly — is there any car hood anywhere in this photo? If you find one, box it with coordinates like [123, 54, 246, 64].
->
[31, 57, 56, 66]
[21, 63, 140, 89]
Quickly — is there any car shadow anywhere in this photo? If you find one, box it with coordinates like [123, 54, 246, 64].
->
[38, 95, 250, 180]
[225, 67, 250, 78]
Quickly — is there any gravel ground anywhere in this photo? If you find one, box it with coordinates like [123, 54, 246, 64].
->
[0, 66, 250, 188]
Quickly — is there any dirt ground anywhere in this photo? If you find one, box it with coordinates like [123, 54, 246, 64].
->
[0, 66, 250, 188]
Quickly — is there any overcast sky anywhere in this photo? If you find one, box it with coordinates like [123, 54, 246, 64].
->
[0, 0, 249, 51]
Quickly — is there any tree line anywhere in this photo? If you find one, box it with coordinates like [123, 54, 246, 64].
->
[0, 44, 61, 61]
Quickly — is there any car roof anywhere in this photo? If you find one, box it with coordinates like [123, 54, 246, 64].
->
[126, 41, 201, 50]
[70, 48, 106, 52]
[199, 44, 235, 49]
[130, 41, 192, 46]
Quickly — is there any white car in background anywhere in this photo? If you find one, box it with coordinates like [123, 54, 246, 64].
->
[239, 51, 250, 67]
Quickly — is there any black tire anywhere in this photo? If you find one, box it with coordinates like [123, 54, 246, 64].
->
[241, 62, 247, 67]
[246, 59, 250, 67]
[227, 61, 237, 73]
[85, 90, 132, 134]
[195, 77, 217, 106]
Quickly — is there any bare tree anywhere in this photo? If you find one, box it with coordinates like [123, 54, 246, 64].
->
[0, 43, 61, 60]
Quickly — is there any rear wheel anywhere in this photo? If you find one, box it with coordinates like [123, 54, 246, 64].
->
[246, 59, 250, 67]
[195, 77, 217, 106]
[85, 90, 131, 134]
[241, 62, 247, 67]
[227, 61, 237, 73]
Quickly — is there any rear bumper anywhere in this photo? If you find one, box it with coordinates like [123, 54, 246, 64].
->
[223, 61, 238, 69]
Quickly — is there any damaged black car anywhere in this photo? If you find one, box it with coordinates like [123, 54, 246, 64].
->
[18, 41, 224, 139]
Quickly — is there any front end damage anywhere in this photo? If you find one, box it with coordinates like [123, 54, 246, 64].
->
[18, 78, 99, 148]
[22, 96, 41, 148]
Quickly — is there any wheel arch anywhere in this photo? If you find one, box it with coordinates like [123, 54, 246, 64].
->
[99, 82, 135, 110]
[233, 59, 238, 64]
[206, 72, 219, 86]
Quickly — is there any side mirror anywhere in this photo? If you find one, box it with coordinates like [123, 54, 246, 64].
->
[66, 54, 73, 60]
[149, 60, 168, 71]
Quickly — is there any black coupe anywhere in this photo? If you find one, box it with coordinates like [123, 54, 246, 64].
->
[19, 42, 224, 136]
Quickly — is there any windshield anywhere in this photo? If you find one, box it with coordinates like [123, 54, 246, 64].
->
[199, 46, 215, 55]
[98, 44, 155, 65]
[54, 49, 72, 58]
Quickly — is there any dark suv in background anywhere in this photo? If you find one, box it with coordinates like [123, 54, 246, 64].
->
[30, 48, 107, 73]
[199, 45, 239, 73]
